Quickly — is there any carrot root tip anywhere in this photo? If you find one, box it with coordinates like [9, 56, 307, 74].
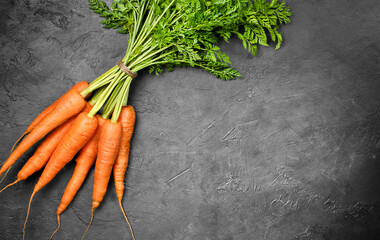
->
[49, 215, 61, 240]
[23, 191, 36, 240]
[0, 179, 20, 193]
[0, 167, 12, 184]
[118, 200, 136, 240]
[81, 208, 94, 240]
[11, 131, 28, 153]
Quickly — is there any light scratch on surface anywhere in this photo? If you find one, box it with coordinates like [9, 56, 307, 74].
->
[125, 184, 139, 191]
[221, 125, 239, 142]
[165, 167, 190, 185]
[187, 109, 229, 146]
[264, 83, 336, 105]
[257, 126, 287, 144]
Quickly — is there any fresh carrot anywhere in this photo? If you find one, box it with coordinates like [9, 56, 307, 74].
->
[92, 119, 121, 209]
[57, 116, 105, 214]
[0, 88, 87, 178]
[25, 82, 90, 135]
[114, 106, 135, 201]
[82, 119, 121, 240]
[0, 103, 94, 194]
[49, 116, 105, 240]
[0, 82, 90, 185]
[10, 81, 89, 153]
[113, 106, 136, 240]
[34, 112, 98, 193]
[23, 112, 98, 239]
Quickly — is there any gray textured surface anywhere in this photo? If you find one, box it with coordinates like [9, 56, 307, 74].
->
[1, 0, 380, 239]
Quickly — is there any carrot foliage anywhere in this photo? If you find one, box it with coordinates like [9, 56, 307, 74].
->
[84, 0, 292, 121]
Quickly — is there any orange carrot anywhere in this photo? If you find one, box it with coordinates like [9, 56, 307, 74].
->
[34, 112, 98, 193]
[82, 119, 121, 239]
[25, 82, 90, 134]
[57, 116, 105, 215]
[49, 116, 105, 240]
[92, 119, 121, 209]
[113, 106, 136, 240]
[114, 106, 135, 201]
[0, 88, 87, 178]
[0, 103, 94, 194]
[23, 112, 98, 239]
[10, 81, 89, 153]
[22, 102, 94, 177]
[0, 82, 90, 185]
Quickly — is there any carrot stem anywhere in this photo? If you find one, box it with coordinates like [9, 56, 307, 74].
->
[81, 66, 119, 97]
[0, 179, 19, 193]
[81, 208, 94, 240]
[102, 81, 125, 119]
[88, 73, 124, 118]
[121, 83, 131, 107]
[89, 86, 107, 106]
[128, 44, 173, 70]
[111, 77, 132, 122]
[49, 215, 61, 240]
[118, 200, 136, 240]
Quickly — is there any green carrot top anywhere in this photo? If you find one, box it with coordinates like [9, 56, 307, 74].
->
[84, 0, 292, 121]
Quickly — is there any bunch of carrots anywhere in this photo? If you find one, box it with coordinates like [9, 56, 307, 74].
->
[1, 0, 292, 238]
[0, 81, 136, 240]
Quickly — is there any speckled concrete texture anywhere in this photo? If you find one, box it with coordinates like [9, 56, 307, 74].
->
[1, 0, 380, 239]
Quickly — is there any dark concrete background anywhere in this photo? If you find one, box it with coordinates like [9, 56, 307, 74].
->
[1, 0, 380, 239]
